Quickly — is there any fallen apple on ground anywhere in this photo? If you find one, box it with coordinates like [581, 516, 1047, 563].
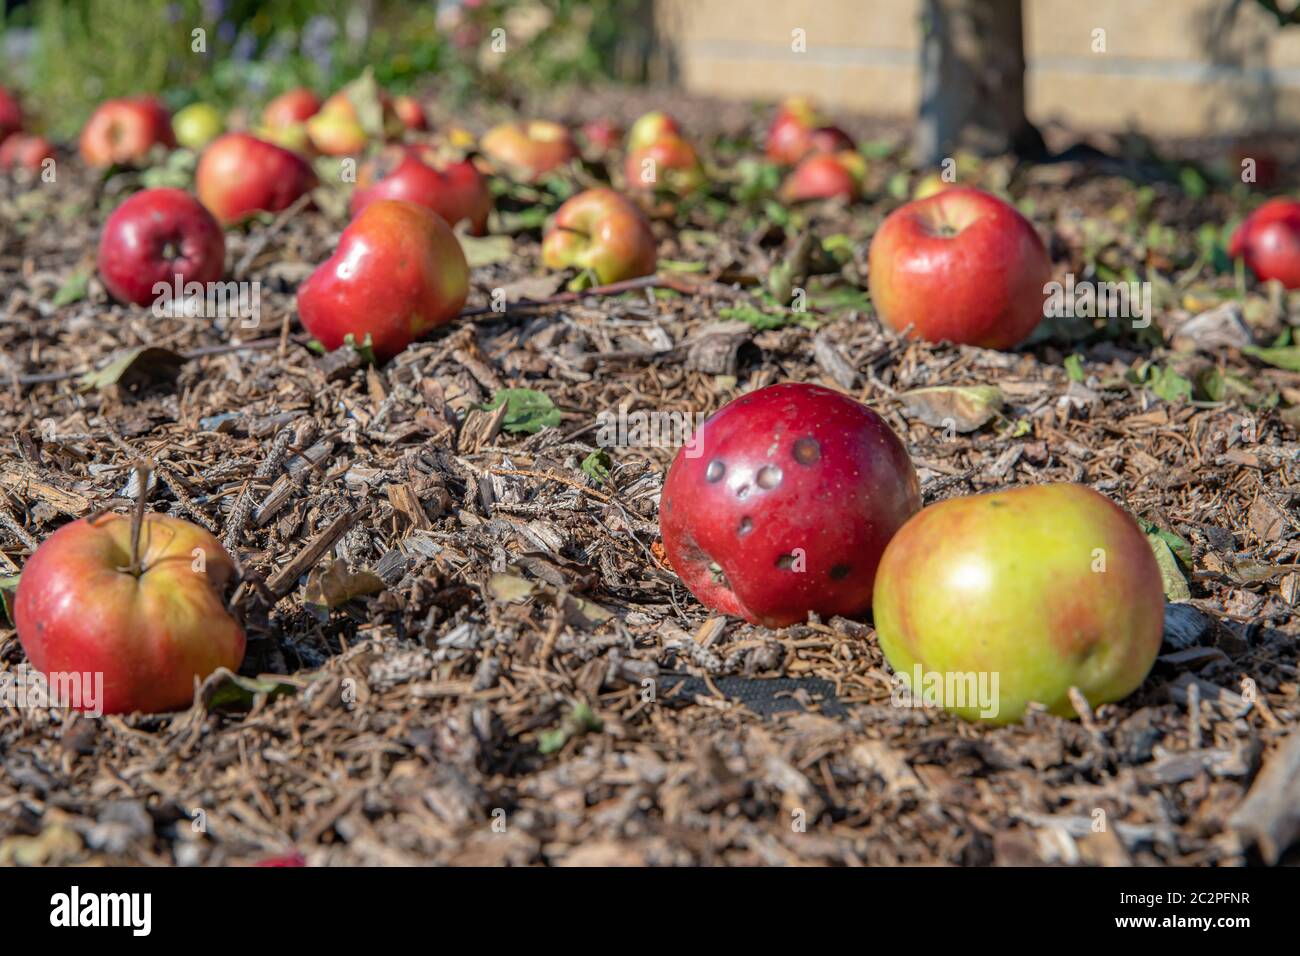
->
[172, 102, 224, 149]
[542, 187, 657, 284]
[765, 96, 854, 165]
[352, 145, 492, 235]
[872, 483, 1165, 724]
[262, 87, 321, 129]
[196, 133, 317, 225]
[306, 104, 368, 156]
[297, 199, 469, 362]
[0, 133, 55, 174]
[14, 511, 246, 715]
[393, 94, 428, 131]
[581, 118, 622, 154]
[98, 187, 226, 306]
[626, 110, 680, 151]
[479, 120, 577, 182]
[625, 134, 705, 195]
[1229, 198, 1300, 289]
[660, 382, 921, 627]
[779, 151, 865, 202]
[79, 96, 176, 167]
[0, 85, 22, 143]
[868, 186, 1051, 349]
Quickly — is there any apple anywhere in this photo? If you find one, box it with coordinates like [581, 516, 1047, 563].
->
[254, 122, 313, 156]
[352, 145, 491, 234]
[172, 102, 224, 150]
[297, 199, 469, 362]
[0, 133, 55, 174]
[393, 94, 429, 131]
[79, 96, 175, 168]
[262, 87, 321, 129]
[14, 512, 246, 715]
[779, 151, 865, 202]
[196, 133, 317, 225]
[97, 187, 226, 307]
[581, 118, 622, 154]
[479, 120, 577, 182]
[0, 85, 23, 144]
[542, 187, 657, 284]
[1229, 199, 1300, 289]
[306, 108, 368, 156]
[625, 134, 705, 195]
[765, 96, 854, 165]
[626, 111, 680, 151]
[660, 382, 920, 627]
[873, 484, 1165, 725]
[868, 186, 1051, 349]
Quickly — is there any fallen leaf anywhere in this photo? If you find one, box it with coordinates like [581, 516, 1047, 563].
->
[488, 572, 536, 603]
[479, 388, 560, 433]
[1147, 534, 1191, 601]
[302, 559, 385, 620]
[79, 347, 185, 392]
[899, 385, 1003, 432]
[459, 233, 514, 268]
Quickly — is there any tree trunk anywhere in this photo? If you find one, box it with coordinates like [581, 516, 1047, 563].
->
[914, 0, 1045, 165]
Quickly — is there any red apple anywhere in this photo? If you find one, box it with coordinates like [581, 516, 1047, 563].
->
[351, 145, 491, 235]
[14, 512, 246, 715]
[0, 133, 55, 174]
[297, 199, 469, 362]
[262, 87, 321, 128]
[542, 187, 657, 284]
[808, 125, 855, 156]
[660, 382, 920, 627]
[1229, 199, 1300, 289]
[479, 120, 577, 182]
[779, 151, 865, 202]
[868, 186, 1051, 349]
[97, 188, 226, 307]
[625, 134, 705, 195]
[196, 133, 317, 225]
[626, 111, 680, 151]
[0, 85, 23, 144]
[393, 95, 429, 132]
[765, 96, 852, 166]
[581, 119, 622, 154]
[872, 484, 1164, 724]
[79, 96, 175, 168]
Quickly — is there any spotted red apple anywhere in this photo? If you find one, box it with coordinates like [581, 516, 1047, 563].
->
[660, 382, 920, 627]
[97, 187, 226, 306]
[868, 186, 1051, 349]
[1229, 199, 1300, 289]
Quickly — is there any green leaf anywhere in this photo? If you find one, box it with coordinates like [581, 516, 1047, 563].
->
[659, 258, 707, 273]
[341, 334, 377, 366]
[0, 574, 19, 626]
[200, 669, 299, 712]
[480, 388, 561, 434]
[537, 702, 603, 755]
[720, 303, 787, 331]
[581, 449, 612, 485]
[1138, 519, 1193, 568]
[1243, 345, 1300, 372]
[1146, 534, 1191, 601]
[459, 233, 514, 268]
[78, 347, 186, 392]
[52, 269, 90, 308]
[1064, 353, 1085, 382]
[1142, 365, 1193, 403]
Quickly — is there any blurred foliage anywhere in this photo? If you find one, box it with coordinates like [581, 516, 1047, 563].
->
[0, 0, 654, 138]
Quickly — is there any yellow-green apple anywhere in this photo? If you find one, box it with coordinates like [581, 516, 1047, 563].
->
[913, 171, 955, 200]
[0, 133, 55, 174]
[479, 120, 577, 182]
[172, 102, 224, 149]
[872, 484, 1164, 724]
[351, 144, 492, 234]
[779, 151, 865, 202]
[660, 382, 920, 627]
[626, 110, 680, 151]
[262, 87, 321, 129]
[542, 187, 657, 284]
[196, 133, 317, 225]
[625, 134, 705, 195]
[868, 186, 1051, 349]
[79, 96, 176, 167]
[14, 512, 245, 715]
[306, 107, 368, 156]
[97, 187, 226, 306]
[296, 199, 469, 362]
[1229, 199, 1300, 289]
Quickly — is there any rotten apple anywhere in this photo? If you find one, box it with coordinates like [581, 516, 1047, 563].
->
[868, 186, 1051, 349]
[14, 512, 246, 715]
[479, 120, 577, 182]
[351, 145, 492, 235]
[872, 484, 1165, 724]
[542, 187, 657, 284]
[660, 382, 921, 627]
[296, 199, 469, 362]
[196, 133, 317, 225]
[1229, 198, 1300, 289]
[79, 96, 175, 168]
[97, 187, 226, 307]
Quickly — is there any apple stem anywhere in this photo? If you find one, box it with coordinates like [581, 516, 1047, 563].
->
[128, 463, 152, 576]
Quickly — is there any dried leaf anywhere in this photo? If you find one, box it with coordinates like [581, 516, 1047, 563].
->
[303, 560, 385, 620]
[78, 347, 185, 392]
[899, 385, 1003, 432]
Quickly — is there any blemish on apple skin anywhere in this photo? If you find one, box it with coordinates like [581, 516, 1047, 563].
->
[738, 516, 753, 536]
[705, 459, 725, 482]
[830, 563, 851, 580]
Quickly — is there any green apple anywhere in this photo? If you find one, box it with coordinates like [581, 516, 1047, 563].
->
[872, 484, 1164, 724]
[172, 102, 224, 150]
